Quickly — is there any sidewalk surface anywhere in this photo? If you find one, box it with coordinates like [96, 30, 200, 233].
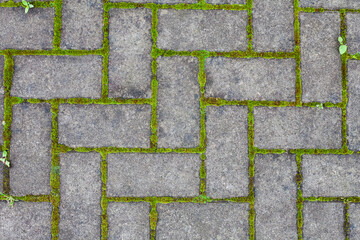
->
[0, 0, 360, 239]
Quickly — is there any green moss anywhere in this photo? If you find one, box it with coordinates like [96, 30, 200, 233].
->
[100, 153, 108, 240]
[344, 202, 350, 240]
[150, 203, 158, 240]
[246, 0, 253, 51]
[247, 104, 255, 240]
[53, 0, 63, 49]
[296, 153, 303, 239]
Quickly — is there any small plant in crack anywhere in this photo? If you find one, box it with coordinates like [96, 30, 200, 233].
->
[0, 151, 10, 167]
[0, 192, 17, 208]
[22, 0, 34, 14]
[316, 103, 324, 110]
[338, 37, 347, 55]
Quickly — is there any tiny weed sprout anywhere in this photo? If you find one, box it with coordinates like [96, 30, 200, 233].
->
[22, 0, 34, 14]
[316, 104, 324, 110]
[0, 192, 17, 208]
[338, 36, 347, 55]
[0, 151, 10, 167]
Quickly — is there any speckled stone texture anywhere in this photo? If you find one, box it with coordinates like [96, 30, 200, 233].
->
[254, 107, 342, 149]
[252, 0, 295, 52]
[348, 60, 360, 151]
[156, 203, 249, 239]
[157, 9, 248, 51]
[107, 153, 201, 197]
[346, 13, 360, 54]
[10, 103, 52, 195]
[300, 12, 342, 103]
[59, 152, 102, 240]
[206, 106, 249, 198]
[255, 154, 298, 240]
[61, 0, 103, 49]
[108, 8, 153, 98]
[302, 202, 345, 240]
[300, 0, 360, 9]
[302, 154, 360, 197]
[349, 204, 360, 239]
[58, 104, 151, 148]
[205, 58, 296, 101]
[157, 56, 200, 148]
[108, 202, 150, 240]
[0, 8, 54, 49]
[12, 55, 103, 99]
[0, 202, 52, 239]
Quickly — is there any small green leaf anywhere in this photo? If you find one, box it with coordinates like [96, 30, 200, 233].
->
[4, 161, 10, 168]
[2, 151, 7, 158]
[338, 36, 343, 44]
[29, 4, 34, 8]
[0, 158, 5, 163]
[339, 45, 347, 55]
[22, 0, 28, 5]
[25, 6, 29, 14]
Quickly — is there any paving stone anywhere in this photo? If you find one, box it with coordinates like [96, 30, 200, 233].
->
[347, 14, 360, 55]
[253, 0, 295, 52]
[255, 154, 298, 240]
[303, 202, 344, 240]
[12, 55, 103, 99]
[111, 0, 197, 2]
[0, 55, 4, 145]
[157, 57, 200, 148]
[207, 0, 246, 4]
[157, 203, 249, 239]
[302, 154, 360, 197]
[108, 8, 152, 98]
[348, 60, 360, 151]
[58, 104, 151, 148]
[349, 203, 360, 239]
[0, 202, 52, 239]
[205, 58, 296, 101]
[300, 12, 342, 103]
[206, 106, 248, 198]
[157, 9, 248, 51]
[254, 107, 342, 149]
[107, 153, 200, 197]
[108, 202, 150, 240]
[300, 0, 360, 9]
[0, 8, 54, 50]
[61, 0, 103, 49]
[10, 103, 52, 195]
[59, 152, 102, 239]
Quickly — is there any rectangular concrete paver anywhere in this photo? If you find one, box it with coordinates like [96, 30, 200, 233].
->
[0, 202, 52, 239]
[108, 202, 150, 240]
[58, 104, 151, 148]
[107, 153, 200, 197]
[157, 56, 200, 148]
[108, 9, 152, 98]
[157, 10, 248, 51]
[206, 106, 249, 198]
[303, 202, 345, 240]
[0, 8, 54, 50]
[156, 203, 249, 239]
[61, 0, 103, 49]
[348, 60, 360, 151]
[255, 154, 298, 240]
[346, 13, 360, 54]
[302, 154, 360, 197]
[205, 58, 296, 101]
[59, 152, 102, 239]
[349, 204, 360, 239]
[300, 12, 342, 103]
[254, 107, 342, 149]
[300, 0, 360, 9]
[252, 0, 295, 52]
[10, 103, 52, 195]
[12, 55, 103, 99]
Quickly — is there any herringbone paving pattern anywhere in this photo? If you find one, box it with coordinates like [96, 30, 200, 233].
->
[0, 0, 360, 239]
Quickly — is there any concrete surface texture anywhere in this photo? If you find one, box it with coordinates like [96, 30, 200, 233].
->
[0, 0, 359, 239]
